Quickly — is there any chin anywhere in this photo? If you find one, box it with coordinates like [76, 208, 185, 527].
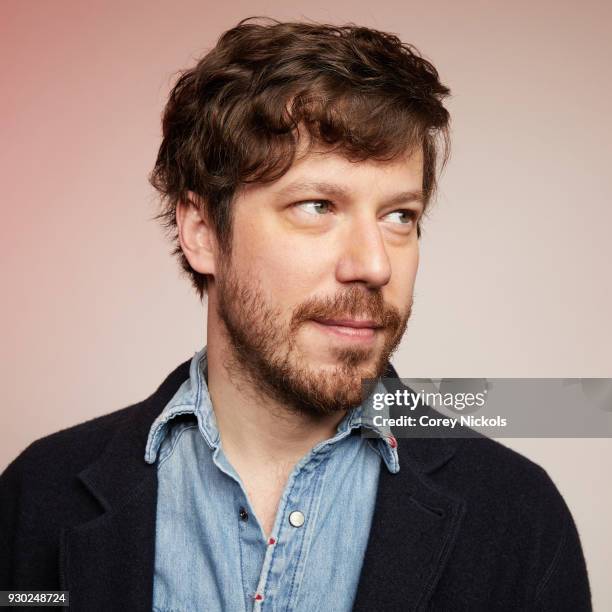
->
[300, 348, 378, 373]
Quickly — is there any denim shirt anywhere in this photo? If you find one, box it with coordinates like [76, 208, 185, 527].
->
[145, 346, 399, 612]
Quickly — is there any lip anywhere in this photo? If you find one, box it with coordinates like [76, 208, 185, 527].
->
[311, 318, 381, 342]
[313, 318, 382, 329]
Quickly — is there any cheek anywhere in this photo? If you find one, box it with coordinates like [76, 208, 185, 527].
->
[263, 246, 330, 300]
[232, 223, 328, 304]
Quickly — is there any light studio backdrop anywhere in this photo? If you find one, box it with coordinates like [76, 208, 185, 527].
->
[1, 1, 611, 608]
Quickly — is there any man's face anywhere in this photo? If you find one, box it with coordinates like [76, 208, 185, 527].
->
[211, 145, 423, 416]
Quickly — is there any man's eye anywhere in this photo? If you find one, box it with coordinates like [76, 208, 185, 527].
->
[384, 210, 416, 225]
[296, 200, 332, 215]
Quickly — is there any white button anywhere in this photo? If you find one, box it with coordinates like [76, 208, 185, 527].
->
[288, 510, 305, 527]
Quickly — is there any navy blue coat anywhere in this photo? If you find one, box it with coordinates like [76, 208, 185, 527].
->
[0, 357, 592, 611]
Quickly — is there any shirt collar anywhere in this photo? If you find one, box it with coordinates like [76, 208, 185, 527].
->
[144, 346, 399, 473]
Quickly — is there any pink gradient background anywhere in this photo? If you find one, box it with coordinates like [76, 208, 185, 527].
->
[2, 0, 611, 606]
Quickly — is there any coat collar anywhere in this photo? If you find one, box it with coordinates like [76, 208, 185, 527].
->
[61, 356, 465, 611]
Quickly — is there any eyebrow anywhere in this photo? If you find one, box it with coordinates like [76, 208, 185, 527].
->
[275, 180, 425, 209]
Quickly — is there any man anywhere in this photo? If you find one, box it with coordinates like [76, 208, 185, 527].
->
[0, 17, 591, 612]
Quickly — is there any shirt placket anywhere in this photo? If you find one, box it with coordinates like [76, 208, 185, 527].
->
[211, 447, 267, 611]
[250, 448, 330, 611]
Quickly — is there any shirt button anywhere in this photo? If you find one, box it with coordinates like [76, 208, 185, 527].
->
[288, 510, 305, 527]
[239, 506, 248, 521]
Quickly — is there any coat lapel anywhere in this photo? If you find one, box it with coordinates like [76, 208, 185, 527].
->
[59, 358, 192, 612]
[352, 365, 467, 611]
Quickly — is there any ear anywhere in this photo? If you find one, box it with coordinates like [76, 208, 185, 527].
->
[175, 192, 217, 277]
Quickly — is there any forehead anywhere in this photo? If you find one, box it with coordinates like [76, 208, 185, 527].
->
[238, 145, 424, 204]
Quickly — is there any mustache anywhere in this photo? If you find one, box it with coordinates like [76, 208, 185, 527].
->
[289, 287, 407, 331]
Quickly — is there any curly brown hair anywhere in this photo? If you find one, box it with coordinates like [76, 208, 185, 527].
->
[149, 16, 451, 300]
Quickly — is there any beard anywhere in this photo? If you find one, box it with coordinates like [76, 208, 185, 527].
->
[214, 255, 412, 417]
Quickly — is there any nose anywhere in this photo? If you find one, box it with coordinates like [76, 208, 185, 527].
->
[335, 215, 392, 289]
